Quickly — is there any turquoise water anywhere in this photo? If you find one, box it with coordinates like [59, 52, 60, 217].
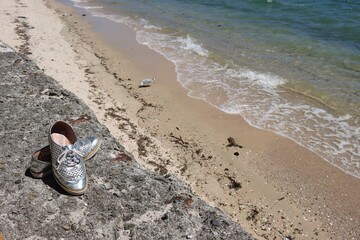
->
[69, 0, 360, 177]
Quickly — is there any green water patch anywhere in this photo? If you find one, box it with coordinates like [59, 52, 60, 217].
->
[343, 59, 360, 72]
[282, 80, 346, 113]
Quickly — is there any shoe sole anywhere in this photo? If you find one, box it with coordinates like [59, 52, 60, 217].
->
[54, 174, 88, 195]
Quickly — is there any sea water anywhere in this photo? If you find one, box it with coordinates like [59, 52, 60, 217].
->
[66, 0, 360, 178]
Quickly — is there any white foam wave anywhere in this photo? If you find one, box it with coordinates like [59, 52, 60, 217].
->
[139, 19, 162, 30]
[68, 0, 96, 12]
[83, 6, 103, 10]
[67, 0, 108, 17]
[69, 0, 87, 3]
[240, 69, 286, 88]
[178, 35, 209, 57]
[90, 13, 131, 25]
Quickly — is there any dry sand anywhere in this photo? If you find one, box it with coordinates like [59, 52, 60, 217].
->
[1, 0, 359, 239]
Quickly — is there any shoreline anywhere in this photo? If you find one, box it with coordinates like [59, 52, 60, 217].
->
[1, 0, 359, 239]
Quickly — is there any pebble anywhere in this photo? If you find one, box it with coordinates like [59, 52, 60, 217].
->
[113, 191, 121, 198]
[110, 212, 118, 218]
[133, 175, 145, 182]
[116, 221, 123, 229]
[47, 207, 55, 214]
[52, 193, 60, 199]
[123, 214, 134, 221]
[211, 219, 221, 227]
[14, 179, 21, 184]
[124, 223, 135, 230]
[161, 213, 168, 221]
[27, 192, 39, 200]
[104, 182, 113, 190]
[114, 231, 120, 239]
[71, 223, 78, 231]
[78, 218, 86, 226]
[62, 224, 71, 231]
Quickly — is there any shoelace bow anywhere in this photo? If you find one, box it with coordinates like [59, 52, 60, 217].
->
[57, 147, 83, 168]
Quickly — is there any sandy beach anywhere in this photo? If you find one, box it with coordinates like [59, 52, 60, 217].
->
[1, 0, 359, 239]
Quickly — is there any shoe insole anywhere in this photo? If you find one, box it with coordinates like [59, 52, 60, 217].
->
[51, 133, 71, 146]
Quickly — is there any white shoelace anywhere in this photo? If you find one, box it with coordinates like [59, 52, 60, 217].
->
[57, 147, 83, 168]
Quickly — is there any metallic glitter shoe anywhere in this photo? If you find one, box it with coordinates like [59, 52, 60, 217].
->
[49, 121, 89, 195]
[30, 137, 101, 179]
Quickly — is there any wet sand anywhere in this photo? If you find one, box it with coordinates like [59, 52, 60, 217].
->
[1, 0, 359, 239]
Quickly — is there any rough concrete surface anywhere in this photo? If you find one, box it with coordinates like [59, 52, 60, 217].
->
[0, 42, 254, 239]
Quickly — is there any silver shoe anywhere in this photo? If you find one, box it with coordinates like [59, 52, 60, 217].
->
[49, 121, 90, 195]
[30, 136, 101, 179]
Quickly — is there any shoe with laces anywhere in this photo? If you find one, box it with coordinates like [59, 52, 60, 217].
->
[49, 121, 90, 195]
[30, 136, 101, 179]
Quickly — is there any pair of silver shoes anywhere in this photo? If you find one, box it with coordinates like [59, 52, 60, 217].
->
[30, 121, 101, 195]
